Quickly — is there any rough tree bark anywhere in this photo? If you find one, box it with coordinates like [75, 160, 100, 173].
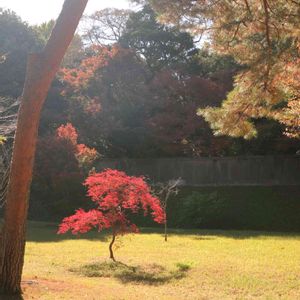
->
[0, 0, 88, 294]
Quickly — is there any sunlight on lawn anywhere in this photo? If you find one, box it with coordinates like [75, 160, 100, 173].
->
[22, 222, 300, 299]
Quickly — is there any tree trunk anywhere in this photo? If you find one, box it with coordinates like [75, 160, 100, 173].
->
[164, 216, 168, 242]
[164, 191, 170, 242]
[0, 0, 88, 294]
[109, 233, 116, 262]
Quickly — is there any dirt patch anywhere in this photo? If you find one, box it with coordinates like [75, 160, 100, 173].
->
[21, 277, 125, 300]
[22, 277, 80, 299]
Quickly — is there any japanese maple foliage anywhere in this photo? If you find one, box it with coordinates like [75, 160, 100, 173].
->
[56, 123, 98, 166]
[58, 169, 164, 260]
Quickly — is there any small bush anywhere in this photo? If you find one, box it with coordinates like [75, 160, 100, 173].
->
[180, 191, 228, 228]
[170, 186, 300, 231]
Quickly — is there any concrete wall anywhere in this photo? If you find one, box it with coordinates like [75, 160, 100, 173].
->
[96, 156, 300, 186]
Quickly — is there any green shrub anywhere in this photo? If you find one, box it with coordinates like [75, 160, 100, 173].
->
[180, 191, 228, 228]
[28, 184, 300, 231]
[169, 186, 300, 231]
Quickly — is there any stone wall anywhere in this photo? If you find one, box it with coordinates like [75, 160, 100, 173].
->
[96, 156, 300, 186]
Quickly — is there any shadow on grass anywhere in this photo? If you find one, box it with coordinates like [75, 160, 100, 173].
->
[25, 221, 300, 242]
[70, 261, 191, 285]
[141, 227, 300, 240]
[26, 222, 109, 242]
[193, 236, 215, 240]
[189, 230, 300, 240]
[1, 294, 24, 300]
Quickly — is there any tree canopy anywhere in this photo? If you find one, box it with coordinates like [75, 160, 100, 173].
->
[120, 5, 197, 72]
[147, 0, 300, 139]
[0, 9, 39, 98]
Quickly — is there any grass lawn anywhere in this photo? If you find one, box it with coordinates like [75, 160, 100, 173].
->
[21, 221, 300, 299]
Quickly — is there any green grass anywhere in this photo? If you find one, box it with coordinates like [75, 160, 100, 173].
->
[21, 221, 300, 299]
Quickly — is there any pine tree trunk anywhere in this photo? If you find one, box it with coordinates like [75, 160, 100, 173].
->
[0, 0, 88, 294]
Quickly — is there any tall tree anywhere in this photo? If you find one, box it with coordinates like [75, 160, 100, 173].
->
[60, 45, 153, 157]
[83, 5, 197, 72]
[147, 0, 300, 139]
[83, 8, 131, 45]
[120, 5, 197, 73]
[0, 0, 88, 295]
[147, 69, 231, 157]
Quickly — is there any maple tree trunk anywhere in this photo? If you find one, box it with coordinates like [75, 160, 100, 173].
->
[109, 232, 116, 262]
[0, 0, 88, 294]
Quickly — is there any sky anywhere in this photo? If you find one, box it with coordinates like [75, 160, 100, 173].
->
[0, 0, 133, 25]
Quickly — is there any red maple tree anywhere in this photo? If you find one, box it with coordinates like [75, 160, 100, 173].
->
[58, 169, 164, 261]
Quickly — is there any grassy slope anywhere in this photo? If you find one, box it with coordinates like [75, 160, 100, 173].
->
[22, 221, 300, 299]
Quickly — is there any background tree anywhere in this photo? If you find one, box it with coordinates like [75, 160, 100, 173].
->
[32, 123, 98, 219]
[71, 4, 290, 158]
[146, 0, 300, 140]
[146, 69, 231, 157]
[83, 8, 131, 45]
[120, 5, 197, 73]
[60, 44, 236, 157]
[60, 45, 157, 157]
[59, 40, 298, 157]
[0, 9, 39, 98]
